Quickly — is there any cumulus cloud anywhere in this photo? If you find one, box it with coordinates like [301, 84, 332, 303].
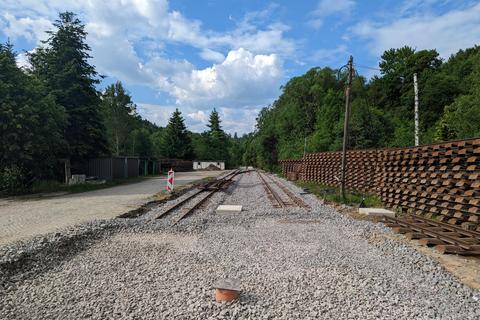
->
[169, 48, 282, 108]
[0, 0, 293, 133]
[354, 2, 480, 58]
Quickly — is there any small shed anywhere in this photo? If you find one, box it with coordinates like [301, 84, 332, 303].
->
[193, 160, 225, 170]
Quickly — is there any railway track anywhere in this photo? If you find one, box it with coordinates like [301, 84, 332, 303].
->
[153, 169, 242, 225]
[256, 170, 310, 209]
[383, 215, 480, 255]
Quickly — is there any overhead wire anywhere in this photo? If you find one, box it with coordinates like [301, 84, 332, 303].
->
[354, 64, 382, 71]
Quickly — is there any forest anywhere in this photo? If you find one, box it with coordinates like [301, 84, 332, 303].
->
[243, 44, 480, 170]
[0, 12, 244, 194]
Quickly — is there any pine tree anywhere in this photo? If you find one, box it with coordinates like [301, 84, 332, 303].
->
[28, 11, 108, 161]
[0, 42, 66, 193]
[159, 109, 193, 159]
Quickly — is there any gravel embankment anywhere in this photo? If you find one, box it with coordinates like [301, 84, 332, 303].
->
[1, 171, 479, 319]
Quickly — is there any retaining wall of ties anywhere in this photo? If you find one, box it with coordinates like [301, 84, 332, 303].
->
[279, 138, 480, 231]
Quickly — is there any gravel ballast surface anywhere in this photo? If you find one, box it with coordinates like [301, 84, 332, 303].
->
[1, 171, 479, 319]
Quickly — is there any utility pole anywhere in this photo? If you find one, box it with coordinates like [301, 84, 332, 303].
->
[340, 56, 354, 201]
[413, 73, 419, 146]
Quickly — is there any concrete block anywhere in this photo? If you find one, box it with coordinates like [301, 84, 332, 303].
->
[358, 207, 395, 218]
[216, 205, 242, 214]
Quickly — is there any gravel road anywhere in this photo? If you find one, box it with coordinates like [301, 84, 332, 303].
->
[0, 171, 479, 319]
[0, 171, 223, 246]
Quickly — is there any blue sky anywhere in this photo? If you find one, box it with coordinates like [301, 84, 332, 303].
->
[1, 0, 480, 134]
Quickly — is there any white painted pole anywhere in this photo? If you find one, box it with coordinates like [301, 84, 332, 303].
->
[413, 73, 419, 146]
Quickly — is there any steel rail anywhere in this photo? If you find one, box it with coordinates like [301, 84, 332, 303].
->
[153, 189, 204, 220]
[172, 190, 217, 225]
[154, 169, 243, 222]
[383, 216, 480, 254]
[263, 172, 310, 209]
[404, 215, 480, 238]
[256, 170, 286, 208]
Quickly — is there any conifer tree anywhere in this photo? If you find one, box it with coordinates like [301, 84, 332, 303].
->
[206, 109, 229, 161]
[29, 11, 108, 161]
[159, 109, 193, 159]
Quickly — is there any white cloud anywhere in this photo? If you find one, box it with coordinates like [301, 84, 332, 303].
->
[168, 48, 283, 108]
[138, 103, 259, 135]
[187, 110, 209, 123]
[2, 13, 52, 42]
[199, 48, 225, 63]
[15, 51, 30, 68]
[312, 45, 348, 65]
[308, 0, 355, 29]
[314, 0, 355, 16]
[354, 2, 480, 58]
[136, 103, 177, 128]
[218, 106, 259, 135]
[0, 0, 293, 133]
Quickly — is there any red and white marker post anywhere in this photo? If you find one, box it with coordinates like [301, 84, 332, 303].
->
[166, 168, 175, 192]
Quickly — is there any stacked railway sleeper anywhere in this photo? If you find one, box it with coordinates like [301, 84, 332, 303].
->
[256, 170, 310, 209]
[301, 150, 378, 194]
[383, 215, 480, 255]
[377, 139, 480, 231]
[279, 159, 304, 181]
[281, 138, 480, 231]
[152, 169, 244, 225]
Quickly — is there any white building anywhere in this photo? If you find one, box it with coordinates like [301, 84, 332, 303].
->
[193, 160, 225, 170]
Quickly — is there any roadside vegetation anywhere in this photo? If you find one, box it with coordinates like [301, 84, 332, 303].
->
[296, 180, 382, 207]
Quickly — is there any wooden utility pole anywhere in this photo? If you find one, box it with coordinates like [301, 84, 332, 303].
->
[340, 56, 354, 201]
[413, 73, 419, 146]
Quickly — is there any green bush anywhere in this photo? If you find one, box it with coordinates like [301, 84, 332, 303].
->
[31, 180, 63, 194]
[296, 181, 382, 207]
[0, 165, 29, 195]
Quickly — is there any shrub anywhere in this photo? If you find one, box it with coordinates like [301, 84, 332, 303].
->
[0, 165, 29, 195]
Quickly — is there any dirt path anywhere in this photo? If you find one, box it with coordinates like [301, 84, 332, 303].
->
[0, 171, 223, 246]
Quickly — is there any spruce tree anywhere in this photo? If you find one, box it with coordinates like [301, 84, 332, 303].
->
[28, 11, 108, 161]
[206, 109, 229, 161]
[159, 109, 193, 159]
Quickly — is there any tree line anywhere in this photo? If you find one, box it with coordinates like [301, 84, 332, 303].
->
[244, 45, 480, 170]
[0, 12, 244, 194]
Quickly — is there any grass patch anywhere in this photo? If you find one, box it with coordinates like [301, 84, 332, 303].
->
[295, 180, 382, 207]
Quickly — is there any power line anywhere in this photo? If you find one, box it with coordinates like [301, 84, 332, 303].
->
[354, 64, 382, 71]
